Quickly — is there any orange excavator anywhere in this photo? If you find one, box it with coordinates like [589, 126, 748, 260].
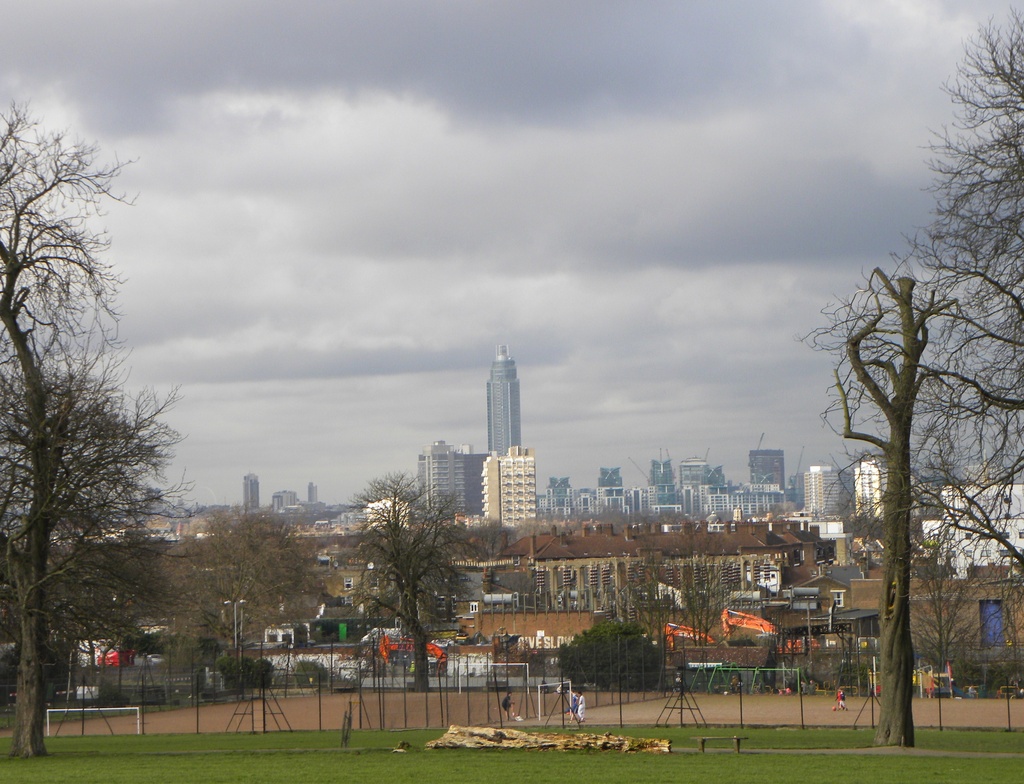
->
[664, 622, 715, 650]
[379, 636, 448, 674]
[721, 608, 776, 638]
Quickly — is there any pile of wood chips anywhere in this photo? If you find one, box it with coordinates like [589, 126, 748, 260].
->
[425, 725, 671, 753]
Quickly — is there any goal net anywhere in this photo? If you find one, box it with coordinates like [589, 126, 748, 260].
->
[46, 706, 141, 736]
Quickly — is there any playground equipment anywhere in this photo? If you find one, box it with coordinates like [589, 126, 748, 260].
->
[720, 609, 776, 638]
[665, 622, 715, 650]
[656, 665, 707, 727]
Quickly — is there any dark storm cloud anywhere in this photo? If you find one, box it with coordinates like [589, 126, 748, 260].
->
[13, 2, 845, 131]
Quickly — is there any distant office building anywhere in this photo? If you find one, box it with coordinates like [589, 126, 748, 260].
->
[575, 488, 597, 516]
[483, 446, 537, 525]
[749, 449, 785, 489]
[650, 458, 677, 505]
[272, 490, 299, 512]
[677, 457, 709, 515]
[731, 484, 786, 516]
[624, 486, 657, 516]
[676, 459, 727, 516]
[307, 482, 318, 504]
[788, 472, 806, 508]
[243, 473, 260, 510]
[804, 465, 843, 516]
[417, 440, 487, 517]
[486, 345, 522, 455]
[542, 477, 574, 518]
[677, 458, 709, 486]
[596, 467, 625, 513]
[854, 456, 884, 517]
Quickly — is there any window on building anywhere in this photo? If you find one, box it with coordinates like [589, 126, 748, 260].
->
[469, 601, 479, 614]
[831, 590, 845, 608]
[344, 577, 354, 590]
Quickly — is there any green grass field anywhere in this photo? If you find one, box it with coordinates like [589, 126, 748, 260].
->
[0, 726, 1021, 783]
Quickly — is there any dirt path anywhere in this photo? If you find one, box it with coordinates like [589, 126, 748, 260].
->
[25, 690, 1024, 737]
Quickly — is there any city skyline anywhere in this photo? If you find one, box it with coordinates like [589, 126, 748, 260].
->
[5, 3, 1011, 506]
[243, 438, 852, 512]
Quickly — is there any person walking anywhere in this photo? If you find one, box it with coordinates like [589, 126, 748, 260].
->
[502, 691, 522, 721]
[573, 689, 586, 725]
[565, 688, 578, 723]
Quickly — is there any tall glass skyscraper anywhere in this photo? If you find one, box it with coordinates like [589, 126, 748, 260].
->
[487, 345, 521, 454]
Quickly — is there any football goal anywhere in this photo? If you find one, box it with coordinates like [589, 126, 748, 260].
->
[46, 706, 141, 736]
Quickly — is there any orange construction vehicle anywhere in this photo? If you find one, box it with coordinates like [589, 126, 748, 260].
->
[779, 637, 820, 653]
[720, 608, 776, 638]
[664, 622, 715, 650]
[379, 636, 448, 674]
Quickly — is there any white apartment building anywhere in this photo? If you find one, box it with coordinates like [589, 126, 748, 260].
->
[483, 446, 537, 525]
[804, 465, 843, 517]
[854, 456, 884, 517]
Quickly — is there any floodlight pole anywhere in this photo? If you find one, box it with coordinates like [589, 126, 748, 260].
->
[224, 599, 247, 656]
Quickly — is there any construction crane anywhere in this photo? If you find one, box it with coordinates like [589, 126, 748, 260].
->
[628, 457, 649, 486]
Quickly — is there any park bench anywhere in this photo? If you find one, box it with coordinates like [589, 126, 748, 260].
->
[696, 735, 748, 753]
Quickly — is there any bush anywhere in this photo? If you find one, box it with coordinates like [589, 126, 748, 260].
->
[216, 656, 274, 690]
[558, 621, 663, 690]
[294, 660, 326, 687]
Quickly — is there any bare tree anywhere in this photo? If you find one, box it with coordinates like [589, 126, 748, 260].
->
[810, 11, 1024, 746]
[659, 528, 740, 648]
[812, 267, 954, 747]
[905, 12, 1024, 571]
[618, 552, 678, 645]
[353, 473, 467, 692]
[912, 528, 979, 673]
[167, 509, 317, 644]
[0, 106, 179, 757]
[673, 552, 733, 649]
[463, 521, 510, 562]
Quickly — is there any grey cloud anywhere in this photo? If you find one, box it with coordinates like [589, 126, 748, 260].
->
[5, 1, 1013, 503]
[11, 2, 893, 132]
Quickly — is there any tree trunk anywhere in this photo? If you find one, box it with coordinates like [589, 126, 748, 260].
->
[412, 632, 430, 692]
[874, 436, 916, 747]
[4, 314, 58, 758]
[9, 548, 49, 758]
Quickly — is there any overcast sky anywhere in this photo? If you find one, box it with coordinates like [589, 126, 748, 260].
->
[2, 1, 1012, 506]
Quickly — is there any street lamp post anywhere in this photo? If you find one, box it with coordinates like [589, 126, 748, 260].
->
[224, 599, 247, 655]
[806, 600, 813, 676]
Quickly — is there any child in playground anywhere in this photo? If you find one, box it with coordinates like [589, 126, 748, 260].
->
[834, 688, 847, 711]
